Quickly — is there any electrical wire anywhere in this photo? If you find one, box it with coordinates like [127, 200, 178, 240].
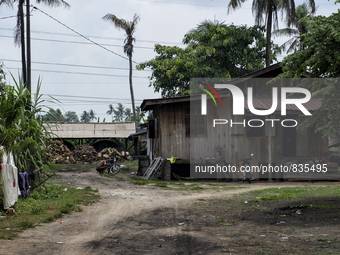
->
[5, 67, 149, 78]
[1, 59, 151, 71]
[32, 5, 141, 65]
[0, 27, 183, 45]
[0, 34, 156, 49]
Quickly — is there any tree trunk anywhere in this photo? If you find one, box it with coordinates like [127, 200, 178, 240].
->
[129, 55, 137, 132]
[265, 2, 273, 68]
[19, 0, 27, 85]
[26, 0, 31, 94]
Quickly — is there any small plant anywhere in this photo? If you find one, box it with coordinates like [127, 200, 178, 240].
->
[17, 221, 34, 230]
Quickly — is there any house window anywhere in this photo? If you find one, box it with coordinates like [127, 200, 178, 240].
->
[246, 116, 265, 137]
[185, 105, 207, 138]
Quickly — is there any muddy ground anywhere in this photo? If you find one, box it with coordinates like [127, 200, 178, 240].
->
[1, 169, 340, 255]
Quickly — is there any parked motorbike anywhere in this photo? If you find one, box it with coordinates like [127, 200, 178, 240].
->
[241, 153, 254, 183]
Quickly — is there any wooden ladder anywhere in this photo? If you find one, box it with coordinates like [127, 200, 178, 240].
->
[142, 157, 163, 180]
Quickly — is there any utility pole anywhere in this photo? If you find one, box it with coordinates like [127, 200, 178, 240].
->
[26, 0, 31, 94]
[19, 0, 27, 86]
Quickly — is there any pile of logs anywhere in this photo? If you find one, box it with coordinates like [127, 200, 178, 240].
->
[72, 145, 99, 163]
[47, 140, 76, 164]
[98, 147, 130, 161]
[47, 140, 130, 164]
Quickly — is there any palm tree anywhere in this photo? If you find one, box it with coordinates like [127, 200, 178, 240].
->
[113, 103, 125, 122]
[124, 108, 132, 122]
[102, 13, 140, 131]
[0, 0, 69, 93]
[273, 3, 314, 54]
[80, 111, 90, 122]
[227, 0, 315, 67]
[106, 104, 115, 121]
[89, 109, 97, 122]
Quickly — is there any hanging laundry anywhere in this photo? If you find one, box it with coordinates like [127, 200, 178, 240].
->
[0, 164, 19, 209]
[18, 172, 30, 198]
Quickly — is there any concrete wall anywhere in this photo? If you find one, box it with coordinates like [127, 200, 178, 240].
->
[44, 122, 135, 139]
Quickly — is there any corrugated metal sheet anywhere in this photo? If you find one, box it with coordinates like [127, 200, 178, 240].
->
[245, 98, 322, 111]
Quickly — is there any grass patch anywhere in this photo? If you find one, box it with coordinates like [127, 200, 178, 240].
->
[244, 186, 340, 202]
[0, 183, 100, 239]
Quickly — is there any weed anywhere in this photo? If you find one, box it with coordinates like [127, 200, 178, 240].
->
[0, 183, 100, 239]
[216, 217, 226, 223]
[153, 182, 168, 188]
[17, 221, 34, 230]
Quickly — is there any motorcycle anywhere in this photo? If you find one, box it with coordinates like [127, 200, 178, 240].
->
[241, 153, 254, 183]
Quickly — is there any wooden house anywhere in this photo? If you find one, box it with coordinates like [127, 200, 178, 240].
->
[140, 63, 329, 180]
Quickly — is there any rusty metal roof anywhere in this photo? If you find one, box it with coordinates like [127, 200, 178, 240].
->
[245, 98, 323, 111]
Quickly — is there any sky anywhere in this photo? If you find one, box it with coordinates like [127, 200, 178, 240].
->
[0, 0, 337, 121]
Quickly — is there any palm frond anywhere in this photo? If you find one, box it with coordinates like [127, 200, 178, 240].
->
[35, 0, 70, 8]
[14, 0, 24, 46]
[102, 13, 128, 31]
[227, 0, 246, 14]
[0, 0, 13, 8]
[273, 27, 298, 37]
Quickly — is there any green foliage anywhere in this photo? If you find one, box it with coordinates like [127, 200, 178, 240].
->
[0, 62, 6, 93]
[0, 183, 100, 239]
[0, 75, 55, 172]
[41, 108, 65, 122]
[64, 111, 79, 122]
[107, 103, 146, 124]
[138, 21, 279, 97]
[279, 9, 340, 136]
[80, 110, 90, 122]
[273, 2, 315, 54]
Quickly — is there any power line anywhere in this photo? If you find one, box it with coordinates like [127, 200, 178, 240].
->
[5, 67, 149, 78]
[0, 15, 17, 20]
[32, 5, 141, 65]
[1, 59, 151, 71]
[0, 34, 155, 49]
[43, 94, 144, 101]
[0, 27, 183, 45]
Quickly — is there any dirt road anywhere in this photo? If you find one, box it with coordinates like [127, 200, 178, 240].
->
[0, 170, 339, 255]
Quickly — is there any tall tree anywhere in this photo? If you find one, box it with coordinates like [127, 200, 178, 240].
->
[89, 109, 97, 122]
[273, 2, 315, 53]
[124, 108, 132, 122]
[279, 7, 340, 137]
[106, 104, 115, 121]
[102, 13, 140, 131]
[226, 0, 315, 67]
[138, 21, 277, 97]
[64, 111, 79, 122]
[112, 103, 125, 122]
[80, 111, 90, 122]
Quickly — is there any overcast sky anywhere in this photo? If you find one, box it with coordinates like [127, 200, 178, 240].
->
[0, 0, 337, 120]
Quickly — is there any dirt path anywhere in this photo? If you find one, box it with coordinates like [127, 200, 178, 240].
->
[0, 170, 337, 255]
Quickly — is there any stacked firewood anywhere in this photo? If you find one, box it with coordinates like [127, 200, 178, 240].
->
[47, 140, 130, 164]
[47, 140, 76, 164]
[97, 147, 130, 161]
[72, 145, 99, 163]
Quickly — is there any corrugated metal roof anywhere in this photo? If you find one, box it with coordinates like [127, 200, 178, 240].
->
[245, 98, 322, 111]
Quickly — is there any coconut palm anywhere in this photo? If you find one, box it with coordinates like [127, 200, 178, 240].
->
[102, 13, 140, 131]
[273, 3, 314, 54]
[80, 111, 90, 122]
[227, 0, 315, 67]
[0, 0, 69, 93]
[106, 104, 115, 121]
[112, 103, 125, 122]
[89, 109, 97, 122]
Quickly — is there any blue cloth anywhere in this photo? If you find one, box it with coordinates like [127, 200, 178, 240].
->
[18, 172, 30, 198]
